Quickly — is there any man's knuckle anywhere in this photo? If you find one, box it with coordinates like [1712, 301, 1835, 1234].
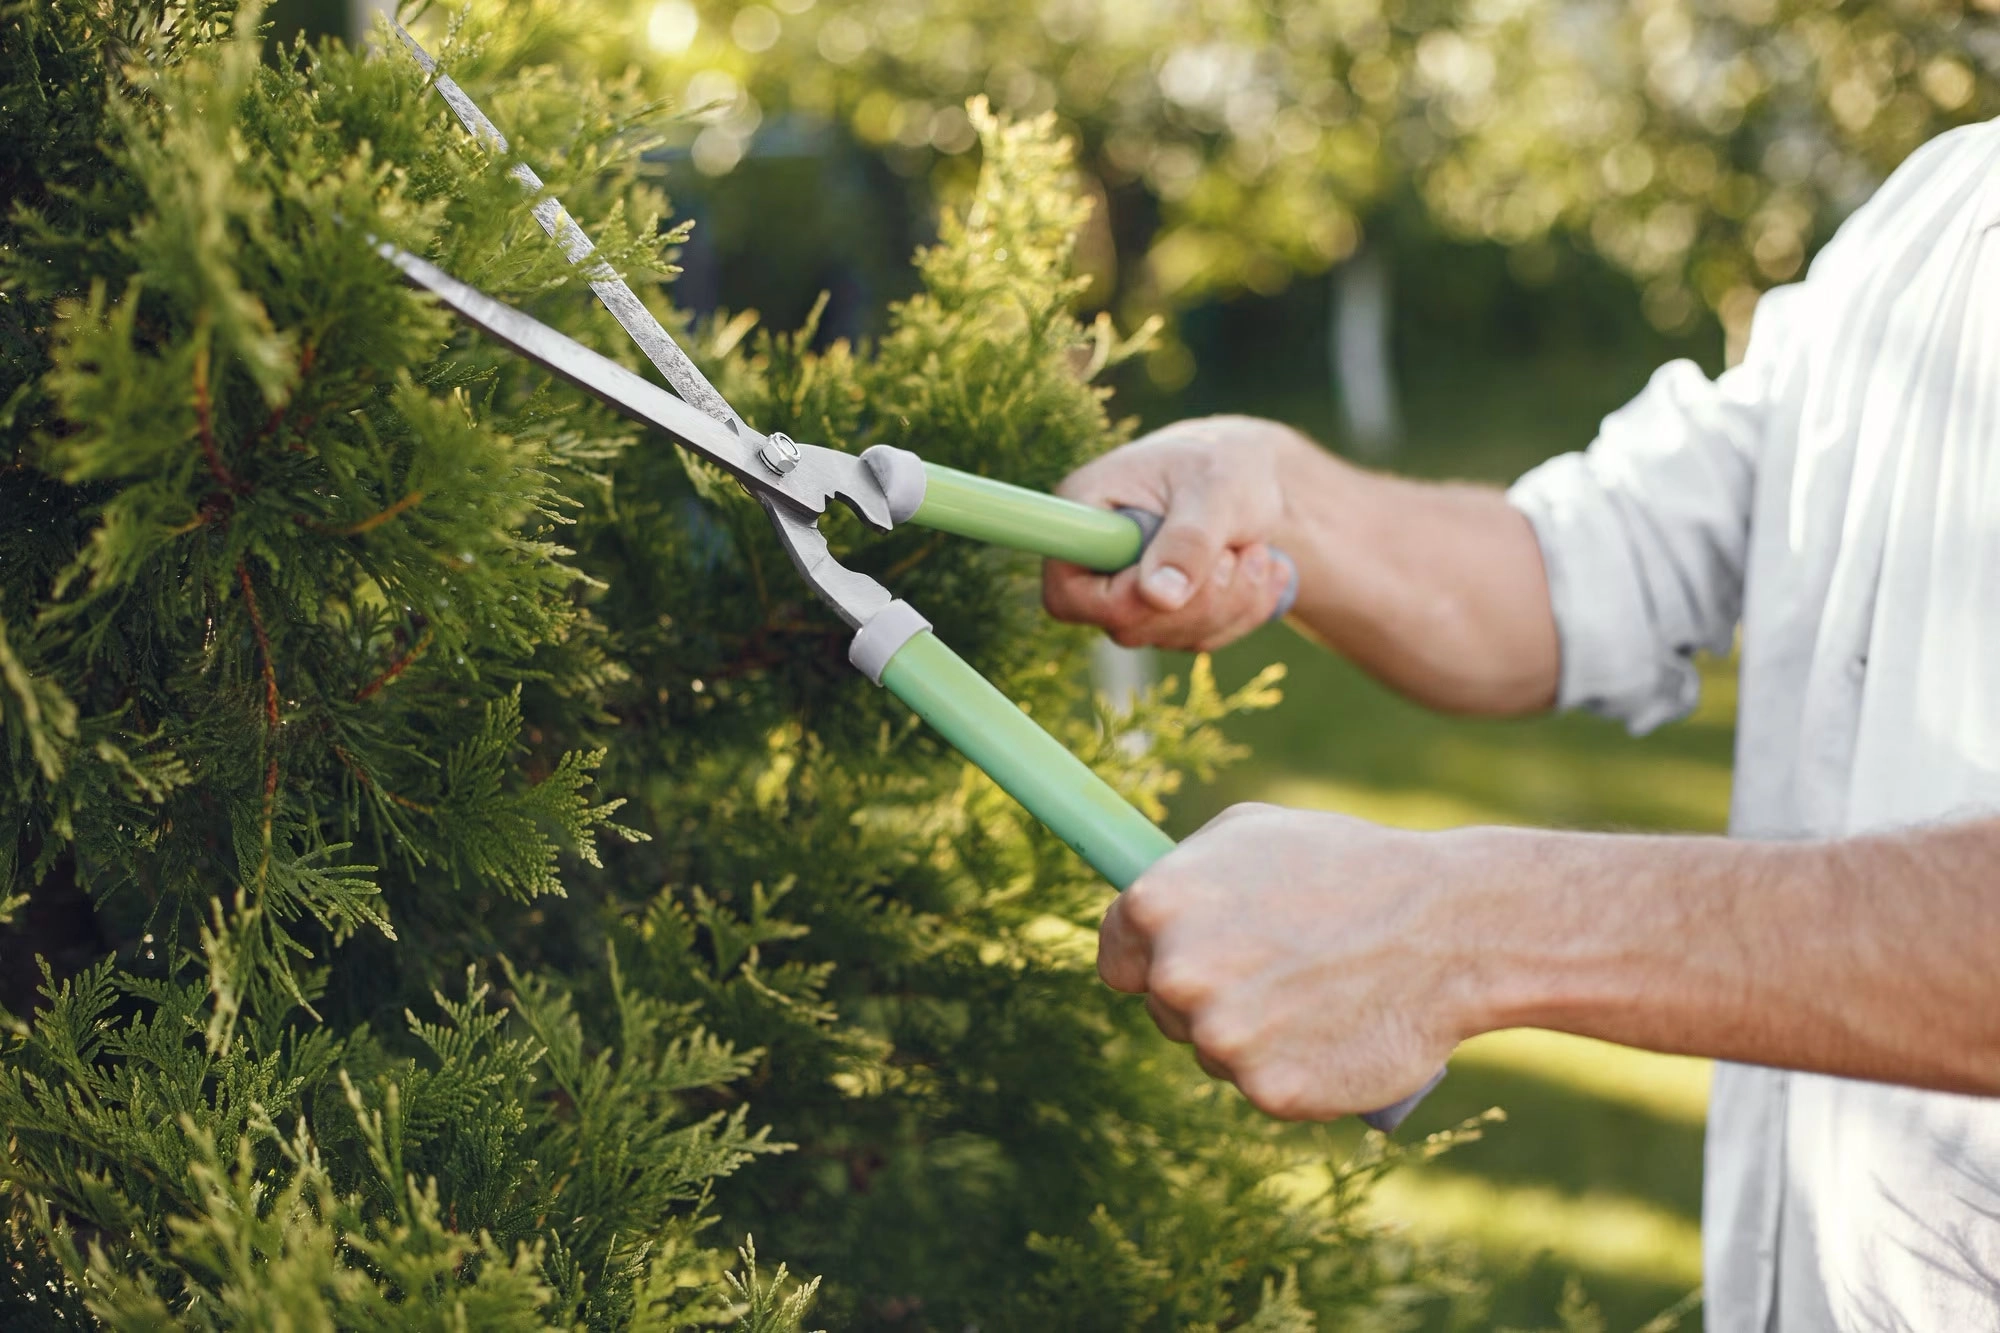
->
[1192, 1015, 1250, 1065]
[1238, 1066, 1310, 1120]
[1213, 801, 1276, 827]
[1054, 456, 1114, 503]
[1160, 531, 1221, 569]
[1148, 959, 1210, 1010]
[1194, 1049, 1232, 1082]
[1145, 993, 1191, 1041]
[1184, 439, 1223, 479]
[1104, 928, 1136, 980]
[1099, 961, 1146, 995]
[1119, 882, 1171, 933]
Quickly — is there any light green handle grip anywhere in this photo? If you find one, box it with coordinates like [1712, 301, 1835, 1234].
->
[911, 463, 1145, 572]
[873, 626, 1438, 1130]
[898, 459, 1300, 620]
[878, 629, 1173, 888]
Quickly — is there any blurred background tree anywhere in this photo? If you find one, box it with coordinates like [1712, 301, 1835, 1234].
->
[530, 0, 1999, 357]
[278, 0, 2000, 403]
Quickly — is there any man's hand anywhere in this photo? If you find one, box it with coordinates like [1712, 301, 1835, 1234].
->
[1105, 804, 2000, 1111]
[1099, 803, 1483, 1119]
[1045, 413, 1562, 715]
[1043, 415, 1303, 652]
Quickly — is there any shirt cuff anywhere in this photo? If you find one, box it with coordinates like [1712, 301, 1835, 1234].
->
[1508, 453, 1703, 737]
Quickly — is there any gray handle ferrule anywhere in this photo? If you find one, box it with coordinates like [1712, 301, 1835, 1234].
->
[861, 445, 929, 526]
[849, 599, 933, 684]
[1271, 550, 1299, 619]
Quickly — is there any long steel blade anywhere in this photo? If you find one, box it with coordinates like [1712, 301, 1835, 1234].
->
[395, 24, 738, 428]
[382, 243, 768, 487]
[381, 242, 895, 537]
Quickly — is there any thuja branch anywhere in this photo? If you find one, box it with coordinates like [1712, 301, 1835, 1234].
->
[332, 489, 425, 537]
[237, 562, 281, 892]
[167, 509, 213, 538]
[333, 745, 435, 815]
[881, 533, 946, 583]
[236, 563, 280, 730]
[193, 327, 249, 497]
[355, 624, 433, 701]
[251, 340, 317, 449]
[295, 487, 426, 538]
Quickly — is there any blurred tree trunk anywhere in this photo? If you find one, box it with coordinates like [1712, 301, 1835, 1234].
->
[1332, 244, 1402, 457]
[349, 0, 391, 41]
[1092, 640, 1156, 745]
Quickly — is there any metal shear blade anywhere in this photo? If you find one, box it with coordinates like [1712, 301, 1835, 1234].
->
[377, 246, 895, 624]
[394, 24, 739, 430]
[389, 27, 895, 627]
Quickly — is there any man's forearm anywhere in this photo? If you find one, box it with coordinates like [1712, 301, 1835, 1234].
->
[1099, 803, 2000, 1119]
[1270, 437, 1560, 716]
[1042, 415, 1562, 701]
[1470, 818, 2000, 1095]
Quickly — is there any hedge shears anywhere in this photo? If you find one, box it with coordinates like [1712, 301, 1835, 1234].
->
[385, 28, 1437, 1132]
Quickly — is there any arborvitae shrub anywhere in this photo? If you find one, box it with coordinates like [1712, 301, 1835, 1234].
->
[1, 4, 1478, 1327]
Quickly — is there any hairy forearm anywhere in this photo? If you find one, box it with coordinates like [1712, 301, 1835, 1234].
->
[1270, 436, 1559, 715]
[1467, 819, 2000, 1094]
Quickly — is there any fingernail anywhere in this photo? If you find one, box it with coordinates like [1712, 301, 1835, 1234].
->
[1242, 548, 1267, 582]
[1143, 564, 1191, 608]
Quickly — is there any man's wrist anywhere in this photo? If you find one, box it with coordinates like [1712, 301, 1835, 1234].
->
[1448, 824, 1711, 1039]
[1259, 421, 1347, 560]
[1445, 825, 1832, 1053]
[1428, 824, 1571, 1039]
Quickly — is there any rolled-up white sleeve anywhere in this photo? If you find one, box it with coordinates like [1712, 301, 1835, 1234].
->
[1507, 290, 1797, 734]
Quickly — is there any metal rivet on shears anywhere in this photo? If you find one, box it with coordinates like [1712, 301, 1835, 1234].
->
[758, 431, 801, 476]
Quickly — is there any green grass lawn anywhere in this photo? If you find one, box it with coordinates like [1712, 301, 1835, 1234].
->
[1149, 345, 1735, 1329]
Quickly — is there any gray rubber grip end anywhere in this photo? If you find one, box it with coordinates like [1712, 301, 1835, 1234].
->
[1271, 550, 1300, 620]
[1358, 1067, 1446, 1133]
[860, 445, 929, 526]
[1114, 506, 1163, 549]
[849, 600, 933, 685]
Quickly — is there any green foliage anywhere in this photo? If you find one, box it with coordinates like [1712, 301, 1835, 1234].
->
[725, 1242, 823, 1333]
[1, 958, 785, 1328]
[3, 2, 1472, 1328]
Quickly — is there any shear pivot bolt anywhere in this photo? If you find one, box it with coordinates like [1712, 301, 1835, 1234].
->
[759, 431, 801, 476]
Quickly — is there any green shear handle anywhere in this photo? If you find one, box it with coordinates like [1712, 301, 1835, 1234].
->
[861, 447, 1301, 614]
[849, 601, 1438, 1132]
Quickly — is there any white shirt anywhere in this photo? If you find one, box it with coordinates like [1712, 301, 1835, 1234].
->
[1507, 119, 2000, 1332]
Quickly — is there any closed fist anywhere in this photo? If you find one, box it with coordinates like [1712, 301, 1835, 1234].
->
[1043, 416, 1303, 652]
[1099, 803, 1482, 1119]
